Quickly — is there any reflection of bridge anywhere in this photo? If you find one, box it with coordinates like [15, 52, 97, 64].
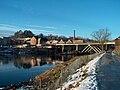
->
[54, 42, 115, 54]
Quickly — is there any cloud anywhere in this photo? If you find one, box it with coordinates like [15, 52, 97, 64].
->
[0, 24, 17, 36]
[27, 25, 56, 29]
[0, 24, 19, 29]
[22, 28, 54, 34]
[0, 24, 57, 36]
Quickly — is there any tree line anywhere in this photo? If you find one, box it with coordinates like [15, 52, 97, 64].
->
[0, 29, 111, 46]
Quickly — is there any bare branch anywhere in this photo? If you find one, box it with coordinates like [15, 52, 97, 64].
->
[91, 28, 111, 43]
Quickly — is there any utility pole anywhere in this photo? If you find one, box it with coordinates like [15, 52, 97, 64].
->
[73, 30, 75, 43]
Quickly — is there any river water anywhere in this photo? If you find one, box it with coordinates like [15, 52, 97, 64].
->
[0, 54, 73, 87]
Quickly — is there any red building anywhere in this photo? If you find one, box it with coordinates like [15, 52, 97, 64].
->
[30, 36, 37, 45]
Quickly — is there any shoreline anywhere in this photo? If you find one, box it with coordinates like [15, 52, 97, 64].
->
[29, 53, 100, 90]
[0, 53, 100, 90]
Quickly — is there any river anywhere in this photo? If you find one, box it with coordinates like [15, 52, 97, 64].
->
[0, 54, 73, 87]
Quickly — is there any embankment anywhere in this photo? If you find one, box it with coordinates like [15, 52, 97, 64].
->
[31, 53, 101, 90]
[114, 49, 120, 60]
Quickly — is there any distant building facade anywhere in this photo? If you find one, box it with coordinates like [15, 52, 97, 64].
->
[73, 40, 83, 44]
[66, 40, 72, 44]
[46, 41, 51, 44]
[115, 36, 120, 49]
[59, 39, 65, 44]
[30, 36, 41, 47]
[30, 36, 37, 45]
[13, 38, 31, 45]
[52, 40, 58, 44]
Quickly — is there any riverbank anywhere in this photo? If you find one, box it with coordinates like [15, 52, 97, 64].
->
[114, 49, 120, 60]
[28, 53, 101, 90]
[55, 52, 120, 90]
[0, 53, 101, 90]
[0, 54, 58, 89]
[56, 53, 104, 90]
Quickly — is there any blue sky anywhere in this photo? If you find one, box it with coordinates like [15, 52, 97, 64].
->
[0, 0, 120, 39]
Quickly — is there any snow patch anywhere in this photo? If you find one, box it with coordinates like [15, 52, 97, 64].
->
[56, 53, 104, 90]
[112, 52, 115, 56]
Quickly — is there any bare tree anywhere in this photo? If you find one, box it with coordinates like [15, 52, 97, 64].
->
[91, 28, 111, 51]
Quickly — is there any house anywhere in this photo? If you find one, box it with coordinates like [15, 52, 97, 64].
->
[59, 39, 65, 44]
[73, 40, 83, 44]
[46, 41, 51, 44]
[30, 36, 42, 48]
[37, 38, 41, 47]
[115, 36, 120, 49]
[52, 40, 58, 44]
[30, 36, 37, 45]
[13, 38, 31, 45]
[66, 40, 72, 44]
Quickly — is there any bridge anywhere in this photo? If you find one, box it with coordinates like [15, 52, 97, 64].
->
[53, 42, 115, 54]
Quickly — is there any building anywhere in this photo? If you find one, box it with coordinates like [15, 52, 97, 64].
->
[13, 37, 31, 45]
[46, 41, 51, 44]
[30, 36, 37, 45]
[37, 38, 41, 47]
[59, 39, 65, 44]
[66, 40, 72, 44]
[52, 40, 58, 44]
[115, 36, 120, 49]
[30, 36, 41, 48]
[73, 40, 83, 44]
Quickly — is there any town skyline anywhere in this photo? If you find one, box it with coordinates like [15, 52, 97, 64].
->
[0, 0, 120, 39]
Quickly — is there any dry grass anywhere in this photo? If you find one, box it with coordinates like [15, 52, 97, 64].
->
[114, 49, 120, 60]
[31, 53, 100, 89]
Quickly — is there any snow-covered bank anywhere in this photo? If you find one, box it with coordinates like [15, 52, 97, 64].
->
[57, 53, 105, 90]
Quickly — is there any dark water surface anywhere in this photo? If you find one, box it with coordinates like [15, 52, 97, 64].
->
[0, 55, 73, 86]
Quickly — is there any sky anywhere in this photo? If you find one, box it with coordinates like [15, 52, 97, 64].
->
[0, 0, 120, 39]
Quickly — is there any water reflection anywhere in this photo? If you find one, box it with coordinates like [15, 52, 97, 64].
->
[0, 55, 45, 69]
[0, 55, 73, 69]
[0, 54, 73, 86]
[13, 56, 47, 69]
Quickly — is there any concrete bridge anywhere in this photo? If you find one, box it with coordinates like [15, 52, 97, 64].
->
[54, 42, 115, 54]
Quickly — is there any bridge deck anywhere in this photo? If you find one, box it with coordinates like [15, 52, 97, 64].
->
[56, 42, 115, 46]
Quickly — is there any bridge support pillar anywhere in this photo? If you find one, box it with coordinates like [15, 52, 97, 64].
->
[62, 45, 64, 53]
[76, 45, 78, 51]
[62, 56, 64, 61]
[105, 44, 107, 51]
